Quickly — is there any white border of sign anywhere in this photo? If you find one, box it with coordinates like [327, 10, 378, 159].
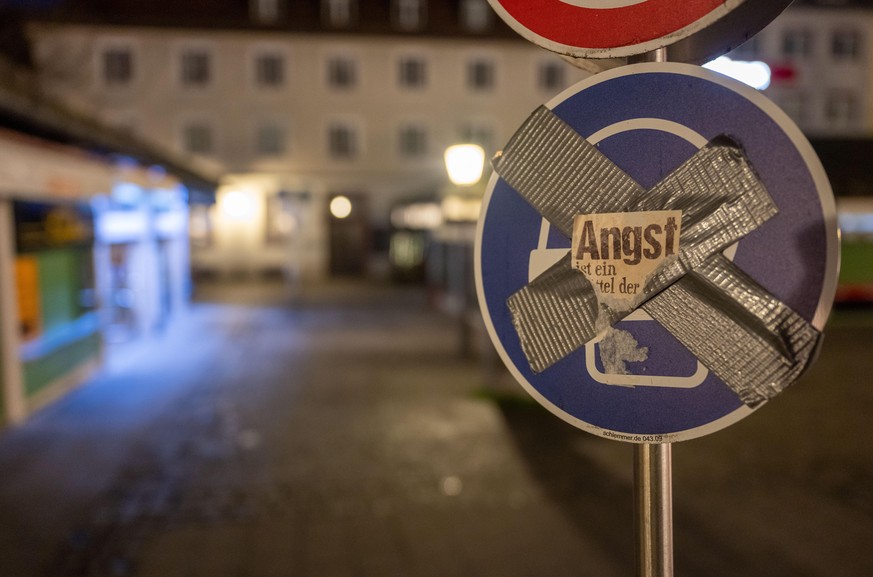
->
[475, 63, 839, 443]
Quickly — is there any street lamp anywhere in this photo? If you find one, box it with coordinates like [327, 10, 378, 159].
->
[443, 143, 485, 186]
[441, 143, 486, 360]
[442, 143, 486, 221]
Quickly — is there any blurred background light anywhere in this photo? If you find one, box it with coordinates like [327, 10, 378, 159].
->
[330, 195, 353, 219]
[111, 182, 144, 206]
[441, 194, 482, 223]
[703, 56, 772, 90]
[220, 189, 256, 220]
[444, 144, 485, 186]
[390, 202, 443, 230]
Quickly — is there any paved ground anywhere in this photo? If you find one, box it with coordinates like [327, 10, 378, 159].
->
[0, 280, 871, 576]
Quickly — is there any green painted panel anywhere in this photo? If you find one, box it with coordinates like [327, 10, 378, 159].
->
[37, 249, 80, 333]
[23, 333, 101, 398]
[839, 241, 873, 284]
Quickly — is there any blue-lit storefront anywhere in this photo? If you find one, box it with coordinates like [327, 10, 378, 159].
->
[93, 177, 191, 343]
[0, 129, 196, 426]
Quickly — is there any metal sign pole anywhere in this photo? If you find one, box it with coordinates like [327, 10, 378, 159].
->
[634, 443, 674, 577]
[630, 45, 673, 577]
[476, 0, 838, 577]
[478, 4, 838, 574]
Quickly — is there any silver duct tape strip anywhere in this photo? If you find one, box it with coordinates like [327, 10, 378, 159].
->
[505, 131, 778, 374]
[643, 254, 820, 406]
[497, 106, 813, 403]
[507, 254, 599, 373]
[640, 139, 778, 297]
[643, 197, 773, 298]
[632, 135, 776, 230]
[492, 106, 643, 238]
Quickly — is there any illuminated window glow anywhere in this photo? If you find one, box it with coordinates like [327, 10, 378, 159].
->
[220, 190, 256, 220]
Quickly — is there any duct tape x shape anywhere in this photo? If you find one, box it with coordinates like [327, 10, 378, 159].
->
[493, 106, 821, 407]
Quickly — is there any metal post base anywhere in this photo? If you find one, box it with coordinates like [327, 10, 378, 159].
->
[634, 443, 674, 577]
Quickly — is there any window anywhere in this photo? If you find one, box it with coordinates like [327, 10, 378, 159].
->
[461, 0, 491, 31]
[782, 29, 813, 59]
[832, 29, 861, 60]
[327, 56, 357, 89]
[328, 122, 358, 159]
[183, 123, 214, 155]
[398, 56, 427, 89]
[459, 122, 494, 153]
[467, 58, 495, 91]
[398, 124, 427, 158]
[266, 192, 299, 244]
[252, 0, 282, 23]
[323, 0, 356, 27]
[102, 47, 133, 86]
[538, 61, 566, 92]
[394, 0, 426, 31]
[180, 49, 211, 87]
[779, 92, 808, 126]
[826, 91, 859, 126]
[256, 123, 286, 156]
[189, 204, 213, 249]
[255, 53, 285, 88]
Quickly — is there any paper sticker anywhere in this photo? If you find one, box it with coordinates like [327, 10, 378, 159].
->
[572, 210, 681, 308]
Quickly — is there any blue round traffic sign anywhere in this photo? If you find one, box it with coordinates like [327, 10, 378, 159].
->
[475, 63, 838, 442]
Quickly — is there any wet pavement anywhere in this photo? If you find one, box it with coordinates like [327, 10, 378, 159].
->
[0, 280, 871, 576]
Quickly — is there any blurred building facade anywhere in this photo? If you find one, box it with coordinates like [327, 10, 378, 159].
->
[23, 0, 589, 281]
[17, 0, 873, 298]
[751, 0, 873, 137]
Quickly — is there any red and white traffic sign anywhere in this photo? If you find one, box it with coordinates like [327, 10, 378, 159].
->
[486, 0, 792, 61]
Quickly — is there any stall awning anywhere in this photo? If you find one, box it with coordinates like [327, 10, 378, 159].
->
[0, 54, 219, 203]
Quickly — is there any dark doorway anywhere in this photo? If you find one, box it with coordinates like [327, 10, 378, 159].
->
[328, 193, 370, 276]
